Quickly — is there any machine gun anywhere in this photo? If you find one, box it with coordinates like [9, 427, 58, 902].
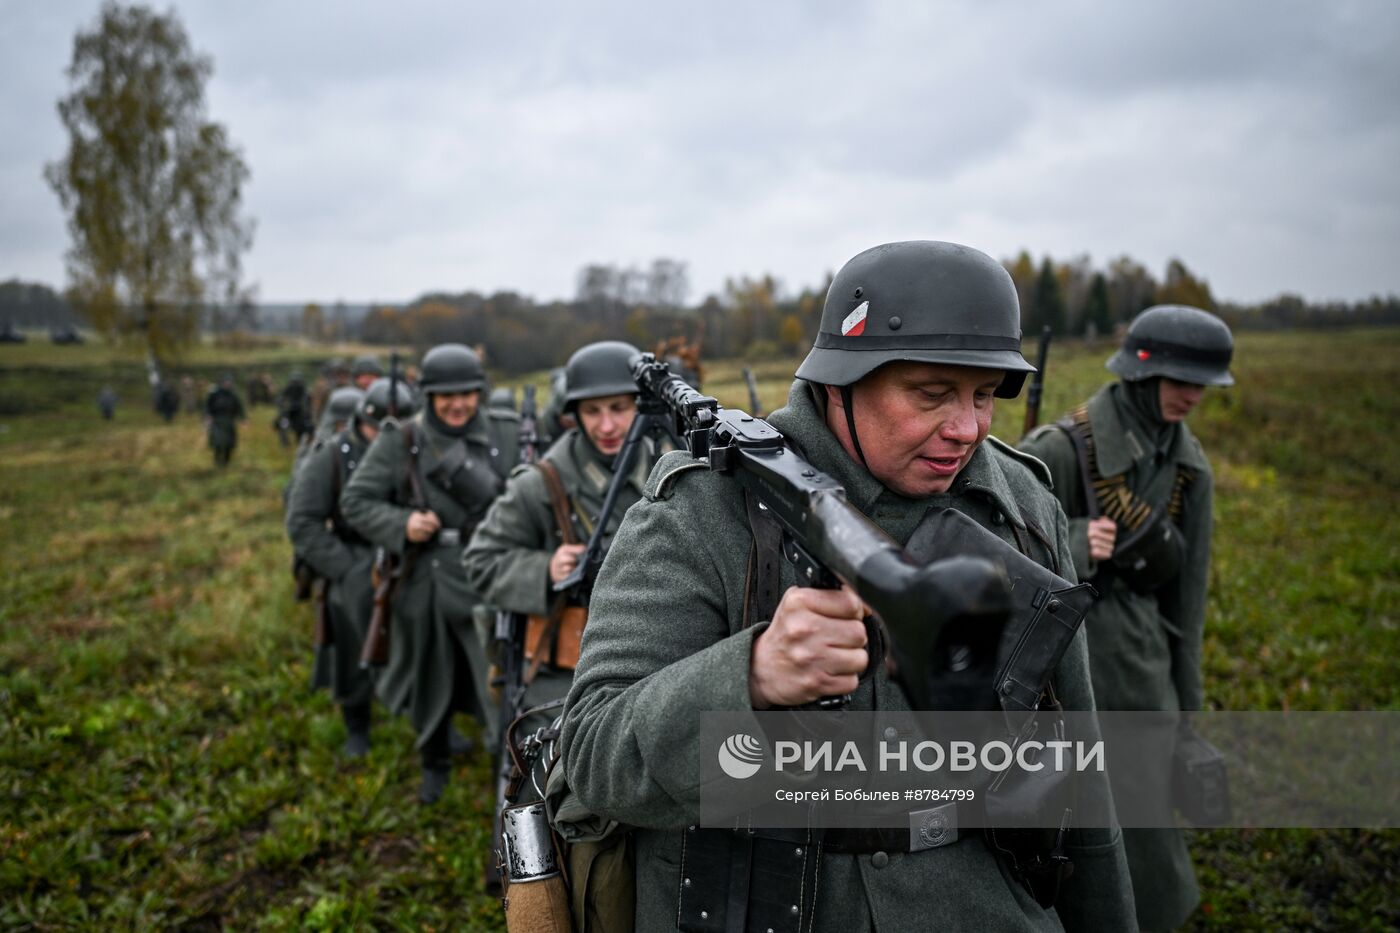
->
[562, 353, 1014, 708]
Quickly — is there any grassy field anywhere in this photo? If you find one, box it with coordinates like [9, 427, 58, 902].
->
[1, 330, 1397, 930]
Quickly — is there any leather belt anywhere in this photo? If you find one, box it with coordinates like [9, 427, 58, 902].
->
[820, 802, 965, 853]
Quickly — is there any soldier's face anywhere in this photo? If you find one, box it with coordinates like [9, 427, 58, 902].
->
[577, 394, 637, 456]
[355, 374, 376, 390]
[1158, 378, 1205, 422]
[828, 361, 1001, 498]
[432, 390, 480, 428]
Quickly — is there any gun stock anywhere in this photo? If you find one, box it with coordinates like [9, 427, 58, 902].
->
[313, 578, 333, 647]
[359, 550, 397, 668]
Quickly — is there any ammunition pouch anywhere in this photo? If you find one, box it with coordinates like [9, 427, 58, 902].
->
[1109, 503, 1186, 594]
[982, 697, 1077, 908]
[1172, 720, 1231, 825]
[428, 438, 504, 507]
[526, 606, 588, 671]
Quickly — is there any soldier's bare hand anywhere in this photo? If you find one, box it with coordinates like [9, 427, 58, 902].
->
[549, 543, 587, 583]
[750, 585, 868, 710]
[1087, 516, 1118, 562]
[405, 510, 442, 543]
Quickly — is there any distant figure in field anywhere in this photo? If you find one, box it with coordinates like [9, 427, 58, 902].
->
[204, 374, 247, 468]
[275, 372, 313, 448]
[154, 382, 180, 423]
[97, 385, 118, 420]
[247, 373, 274, 407]
[1020, 304, 1235, 931]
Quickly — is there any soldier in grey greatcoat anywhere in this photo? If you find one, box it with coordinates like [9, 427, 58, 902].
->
[340, 344, 517, 803]
[1019, 304, 1233, 931]
[463, 341, 663, 739]
[286, 378, 417, 757]
[204, 375, 246, 468]
[560, 241, 1136, 931]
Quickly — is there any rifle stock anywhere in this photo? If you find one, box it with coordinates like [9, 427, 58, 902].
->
[360, 549, 396, 668]
[313, 577, 333, 648]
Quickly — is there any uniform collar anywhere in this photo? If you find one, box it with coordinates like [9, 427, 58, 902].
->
[765, 381, 1029, 535]
[414, 409, 491, 448]
[566, 428, 650, 497]
[1087, 383, 1209, 475]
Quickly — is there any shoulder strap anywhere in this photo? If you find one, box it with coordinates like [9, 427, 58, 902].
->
[535, 460, 578, 546]
[1056, 406, 1102, 520]
[742, 490, 785, 630]
[402, 422, 428, 509]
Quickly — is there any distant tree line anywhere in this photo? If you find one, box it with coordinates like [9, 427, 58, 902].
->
[9, 252, 1400, 373]
[0, 279, 82, 330]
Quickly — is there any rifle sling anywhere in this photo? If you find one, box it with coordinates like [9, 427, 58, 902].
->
[523, 459, 582, 685]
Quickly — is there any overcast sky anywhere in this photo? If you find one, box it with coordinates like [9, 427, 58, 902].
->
[3, 0, 1398, 305]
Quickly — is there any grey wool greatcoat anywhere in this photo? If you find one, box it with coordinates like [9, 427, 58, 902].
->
[1020, 382, 1213, 931]
[339, 411, 509, 747]
[560, 381, 1137, 933]
[462, 428, 657, 717]
[204, 386, 245, 453]
[285, 426, 376, 707]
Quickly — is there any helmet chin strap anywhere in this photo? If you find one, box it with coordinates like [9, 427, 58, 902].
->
[839, 383, 869, 470]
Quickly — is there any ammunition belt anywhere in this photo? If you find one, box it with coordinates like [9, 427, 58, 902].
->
[1062, 405, 1193, 530]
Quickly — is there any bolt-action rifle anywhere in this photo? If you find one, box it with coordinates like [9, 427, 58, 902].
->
[360, 352, 425, 669]
[1021, 326, 1053, 437]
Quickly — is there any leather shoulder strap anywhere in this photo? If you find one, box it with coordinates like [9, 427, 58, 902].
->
[742, 490, 785, 630]
[1056, 406, 1102, 520]
[536, 459, 578, 545]
[402, 422, 428, 509]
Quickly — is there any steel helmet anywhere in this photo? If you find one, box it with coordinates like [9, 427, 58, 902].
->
[563, 341, 642, 409]
[1106, 305, 1234, 387]
[325, 386, 365, 424]
[419, 343, 487, 395]
[795, 240, 1033, 398]
[351, 354, 384, 379]
[357, 377, 420, 425]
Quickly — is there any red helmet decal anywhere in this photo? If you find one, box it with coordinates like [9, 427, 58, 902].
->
[1137, 349, 1151, 361]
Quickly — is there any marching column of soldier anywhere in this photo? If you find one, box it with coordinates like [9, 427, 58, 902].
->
[272, 241, 1232, 932]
